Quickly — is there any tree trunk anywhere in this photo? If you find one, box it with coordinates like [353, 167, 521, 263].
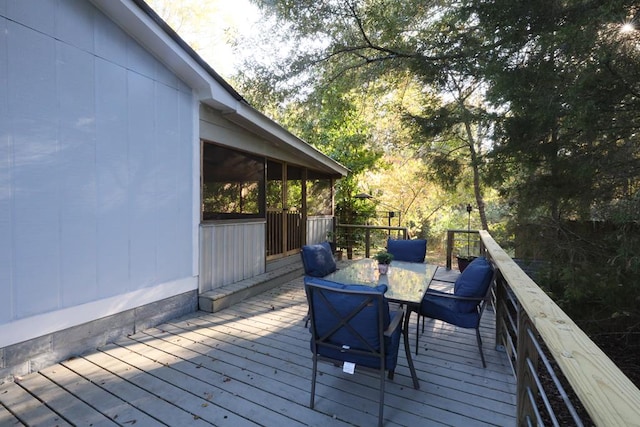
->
[462, 115, 489, 231]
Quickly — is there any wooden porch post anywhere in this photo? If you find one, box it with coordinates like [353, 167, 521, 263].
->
[302, 168, 308, 245]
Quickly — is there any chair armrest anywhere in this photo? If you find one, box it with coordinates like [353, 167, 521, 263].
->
[384, 305, 405, 337]
[432, 266, 458, 283]
[424, 290, 485, 302]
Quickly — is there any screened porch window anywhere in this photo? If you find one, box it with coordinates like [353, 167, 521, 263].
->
[202, 142, 265, 220]
[307, 171, 333, 216]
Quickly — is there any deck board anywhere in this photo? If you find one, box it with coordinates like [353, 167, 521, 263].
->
[0, 380, 72, 426]
[16, 372, 117, 427]
[38, 363, 161, 425]
[0, 271, 516, 426]
[0, 402, 22, 426]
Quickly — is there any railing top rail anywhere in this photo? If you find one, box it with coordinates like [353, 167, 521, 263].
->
[337, 224, 408, 232]
[479, 230, 640, 426]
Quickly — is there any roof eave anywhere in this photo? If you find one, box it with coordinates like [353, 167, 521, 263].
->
[89, 0, 348, 178]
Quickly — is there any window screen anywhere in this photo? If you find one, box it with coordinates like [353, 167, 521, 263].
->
[202, 143, 265, 220]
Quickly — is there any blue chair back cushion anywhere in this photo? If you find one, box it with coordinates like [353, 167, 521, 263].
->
[304, 277, 401, 370]
[301, 242, 336, 277]
[387, 238, 427, 263]
[453, 256, 494, 313]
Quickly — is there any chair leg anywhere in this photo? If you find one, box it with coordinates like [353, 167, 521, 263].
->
[415, 314, 426, 355]
[476, 328, 486, 368]
[415, 315, 420, 355]
[310, 356, 318, 408]
[378, 366, 385, 427]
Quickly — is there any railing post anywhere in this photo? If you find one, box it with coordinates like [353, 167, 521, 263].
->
[494, 271, 507, 355]
[446, 230, 454, 270]
[365, 228, 371, 258]
[516, 306, 539, 425]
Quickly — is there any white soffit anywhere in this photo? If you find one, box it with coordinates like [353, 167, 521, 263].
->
[224, 104, 349, 177]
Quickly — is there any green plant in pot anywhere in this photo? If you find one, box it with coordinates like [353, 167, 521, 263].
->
[374, 251, 394, 274]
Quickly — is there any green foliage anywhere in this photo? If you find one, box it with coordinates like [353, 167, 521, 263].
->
[477, 0, 640, 224]
[240, 0, 640, 336]
[453, 0, 640, 339]
[373, 251, 394, 264]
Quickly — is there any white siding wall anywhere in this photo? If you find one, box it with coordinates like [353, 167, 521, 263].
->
[199, 222, 265, 292]
[307, 216, 334, 245]
[0, 0, 196, 347]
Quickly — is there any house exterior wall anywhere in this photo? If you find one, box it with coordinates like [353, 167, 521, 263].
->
[0, 0, 197, 356]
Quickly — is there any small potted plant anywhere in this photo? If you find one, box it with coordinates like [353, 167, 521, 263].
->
[374, 251, 394, 274]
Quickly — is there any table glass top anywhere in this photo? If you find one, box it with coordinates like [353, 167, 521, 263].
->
[322, 258, 438, 304]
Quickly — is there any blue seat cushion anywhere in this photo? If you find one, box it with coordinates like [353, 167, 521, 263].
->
[421, 289, 481, 329]
[387, 238, 427, 263]
[301, 242, 336, 277]
[453, 256, 493, 313]
[304, 277, 400, 370]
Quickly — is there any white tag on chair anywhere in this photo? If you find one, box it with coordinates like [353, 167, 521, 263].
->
[343, 362, 356, 374]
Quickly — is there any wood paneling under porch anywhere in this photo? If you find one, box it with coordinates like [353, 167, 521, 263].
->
[0, 268, 516, 426]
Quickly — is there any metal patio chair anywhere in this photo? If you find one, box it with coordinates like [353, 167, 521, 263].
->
[417, 256, 496, 367]
[304, 277, 405, 427]
[386, 238, 427, 263]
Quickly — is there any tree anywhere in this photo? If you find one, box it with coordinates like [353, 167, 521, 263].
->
[407, 72, 493, 231]
[280, 79, 384, 258]
[471, 0, 640, 224]
[239, 0, 495, 232]
[467, 0, 640, 346]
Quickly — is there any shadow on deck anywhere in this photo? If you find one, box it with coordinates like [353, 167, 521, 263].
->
[0, 262, 516, 426]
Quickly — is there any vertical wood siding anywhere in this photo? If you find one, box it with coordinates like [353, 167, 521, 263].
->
[306, 216, 333, 245]
[199, 222, 266, 292]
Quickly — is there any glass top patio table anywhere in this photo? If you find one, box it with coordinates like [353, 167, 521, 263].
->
[323, 258, 438, 305]
[322, 258, 438, 389]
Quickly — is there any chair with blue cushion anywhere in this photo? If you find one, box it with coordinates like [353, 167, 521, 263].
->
[417, 256, 495, 367]
[386, 238, 427, 263]
[304, 277, 405, 427]
[300, 242, 337, 326]
[301, 241, 337, 277]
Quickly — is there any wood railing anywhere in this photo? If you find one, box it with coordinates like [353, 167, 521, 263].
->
[461, 230, 640, 426]
[445, 229, 481, 270]
[334, 224, 409, 259]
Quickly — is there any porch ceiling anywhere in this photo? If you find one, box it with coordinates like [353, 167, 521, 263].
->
[222, 105, 349, 179]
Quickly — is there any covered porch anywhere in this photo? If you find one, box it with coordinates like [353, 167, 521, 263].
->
[0, 259, 516, 426]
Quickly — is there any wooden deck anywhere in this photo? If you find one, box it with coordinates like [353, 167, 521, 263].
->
[0, 267, 516, 426]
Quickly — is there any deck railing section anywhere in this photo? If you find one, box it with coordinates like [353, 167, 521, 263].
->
[334, 224, 409, 258]
[332, 225, 640, 424]
[445, 229, 481, 270]
[457, 229, 640, 426]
